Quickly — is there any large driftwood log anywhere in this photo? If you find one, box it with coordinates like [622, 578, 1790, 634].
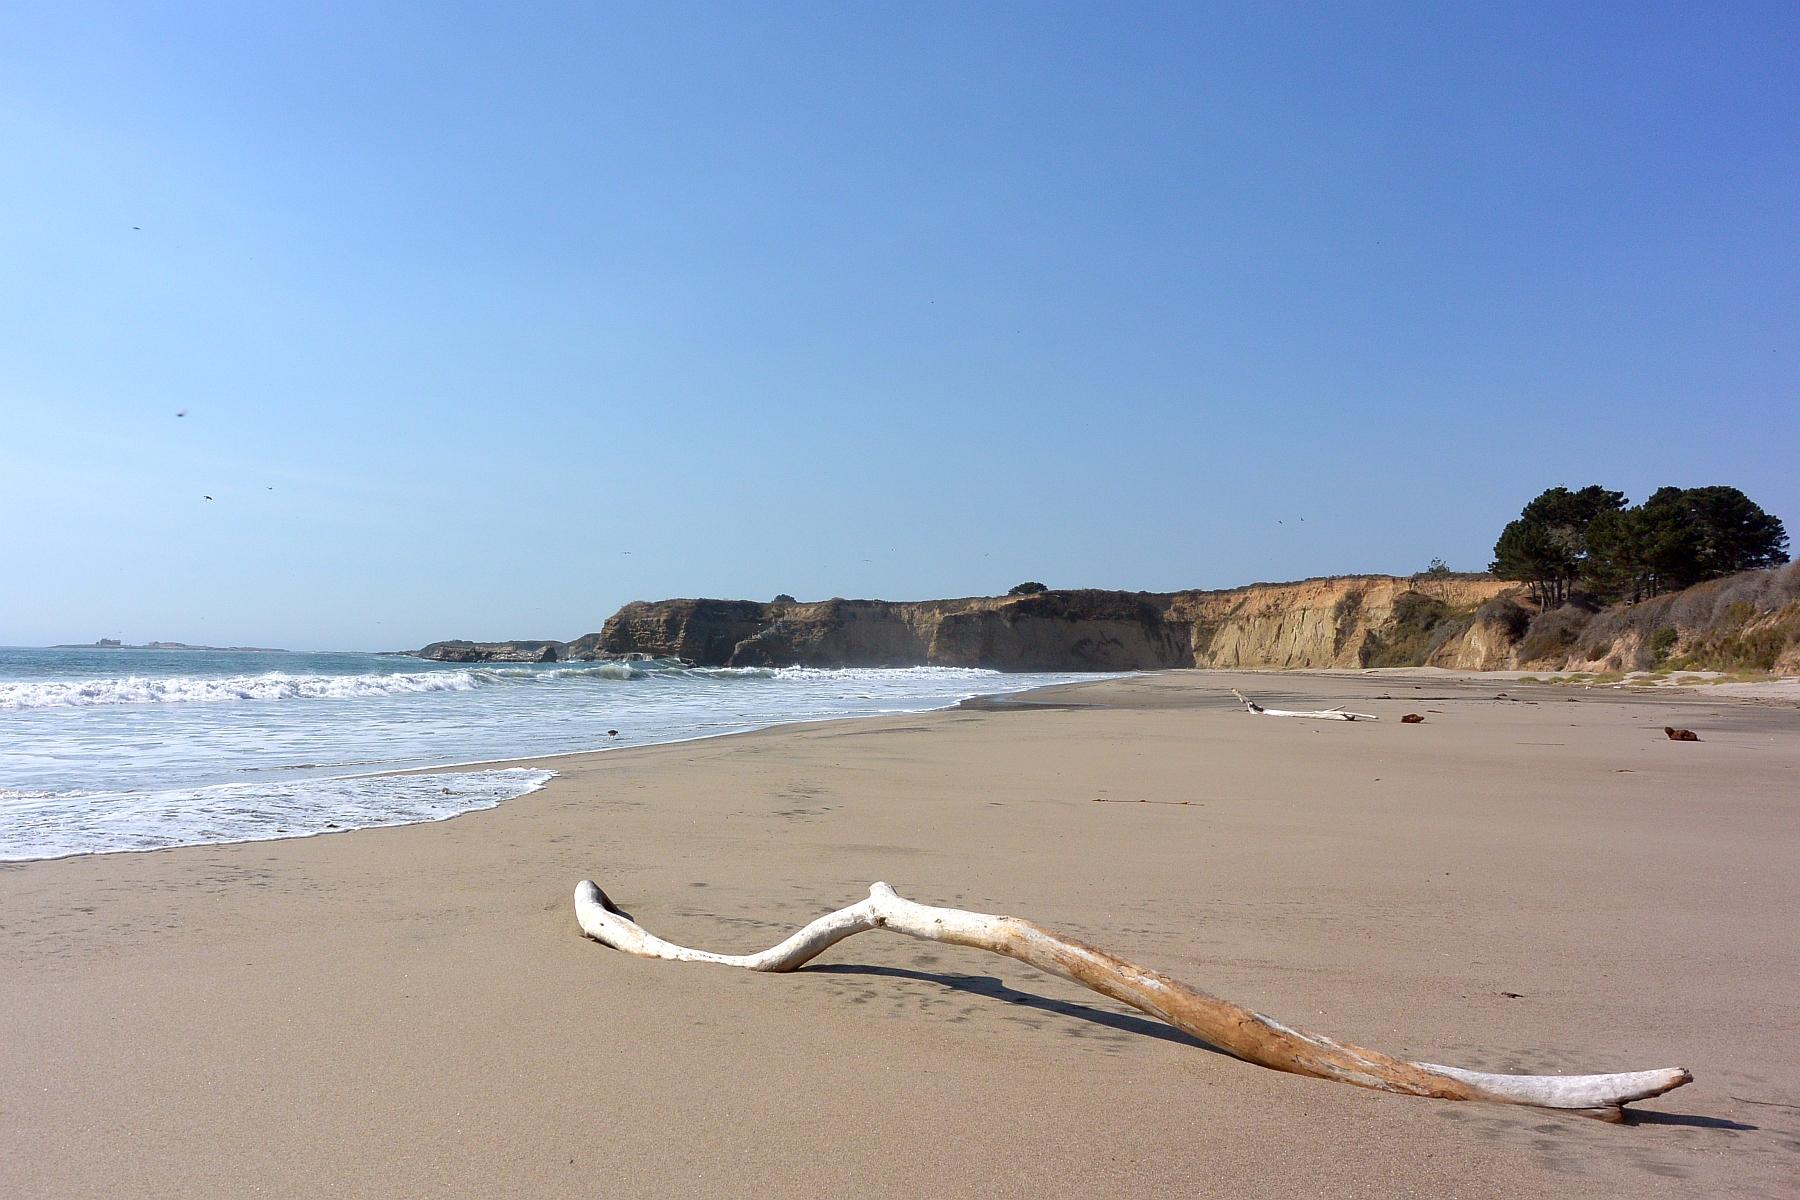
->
[574, 879, 1690, 1121]
[1232, 687, 1380, 721]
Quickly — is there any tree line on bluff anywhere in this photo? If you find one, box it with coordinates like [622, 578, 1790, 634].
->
[1489, 484, 1789, 607]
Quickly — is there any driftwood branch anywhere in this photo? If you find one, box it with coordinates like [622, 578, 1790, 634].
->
[1232, 688, 1380, 721]
[574, 880, 1690, 1121]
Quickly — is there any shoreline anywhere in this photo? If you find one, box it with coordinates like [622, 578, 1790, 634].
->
[10, 665, 1793, 868]
[384, 669, 1141, 778]
[5, 669, 1797, 1197]
[396, 662, 1800, 776]
[0, 666, 1133, 867]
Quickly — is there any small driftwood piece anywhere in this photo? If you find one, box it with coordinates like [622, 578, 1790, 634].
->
[574, 879, 1690, 1122]
[1232, 688, 1380, 721]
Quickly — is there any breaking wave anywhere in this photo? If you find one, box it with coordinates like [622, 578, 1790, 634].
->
[0, 643, 1115, 861]
[0, 669, 486, 710]
[0, 660, 1009, 710]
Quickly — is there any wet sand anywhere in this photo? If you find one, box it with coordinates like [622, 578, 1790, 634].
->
[3, 670, 1797, 1198]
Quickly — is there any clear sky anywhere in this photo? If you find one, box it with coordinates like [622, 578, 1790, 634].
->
[2, 2, 1795, 650]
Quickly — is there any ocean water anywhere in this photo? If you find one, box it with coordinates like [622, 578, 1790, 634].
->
[0, 647, 1106, 861]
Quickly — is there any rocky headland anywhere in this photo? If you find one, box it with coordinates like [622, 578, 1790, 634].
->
[409, 563, 1800, 675]
[568, 577, 1517, 670]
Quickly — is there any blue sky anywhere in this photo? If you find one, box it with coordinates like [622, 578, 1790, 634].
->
[2, 2, 1795, 650]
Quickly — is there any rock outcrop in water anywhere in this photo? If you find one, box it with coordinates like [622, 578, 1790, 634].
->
[414, 639, 568, 663]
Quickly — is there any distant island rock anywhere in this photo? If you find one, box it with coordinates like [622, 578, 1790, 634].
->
[52, 639, 289, 652]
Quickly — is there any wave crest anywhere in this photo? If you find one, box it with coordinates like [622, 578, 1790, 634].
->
[0, 659, 1009, 710]
[0, 670, 483, 710]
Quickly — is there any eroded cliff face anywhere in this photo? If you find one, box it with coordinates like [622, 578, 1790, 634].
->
[1175, 576, 1513, 669]
[573, 592, 1191, 670]
[566, 600, 768, 666]
[413, 565, 1800, 674]
[1515, 562, 1800, 674]
[1429, 595, 1532, 671]
[577, 577, 1519, 671]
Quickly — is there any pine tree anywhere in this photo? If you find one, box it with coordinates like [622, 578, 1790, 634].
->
[1574, 485, 1788, 601]
[1490, 485, 1625, 605]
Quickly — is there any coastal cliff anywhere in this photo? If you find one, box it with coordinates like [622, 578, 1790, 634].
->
[1512, 561, 1800, 674]
[410, 564, 1800, 674]
[567, 576, 1517, 671]
[571, 591, 1195, 670]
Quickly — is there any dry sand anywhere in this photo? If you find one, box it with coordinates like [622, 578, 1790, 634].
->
[3, 670, 1797, 1198]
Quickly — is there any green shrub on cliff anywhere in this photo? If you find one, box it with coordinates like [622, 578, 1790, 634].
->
[1360, 593, 1476, 668]
[1529, 562, 1800, 671]
[1474, 595, 1533, 641]
[1669, 603, 1800, 672]
[1516, 605, 1594, 664]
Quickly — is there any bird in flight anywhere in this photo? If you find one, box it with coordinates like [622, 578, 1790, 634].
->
[176, 410, 187, 417]
[203, 495, 213, 501]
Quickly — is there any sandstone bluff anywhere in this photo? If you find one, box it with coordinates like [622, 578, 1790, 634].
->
[415, 575, 1526, 672]
[413, 563, 1800, 673]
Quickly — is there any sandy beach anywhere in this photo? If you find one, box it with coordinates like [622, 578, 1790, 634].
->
[3, 670, 1797, 1198]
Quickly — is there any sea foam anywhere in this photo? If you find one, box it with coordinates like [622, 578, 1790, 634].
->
[0, 646, 1112, 861]
[0, 669, 485, 709]
[0, 661, 1012, 709]
[0, 768, 556, 861]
